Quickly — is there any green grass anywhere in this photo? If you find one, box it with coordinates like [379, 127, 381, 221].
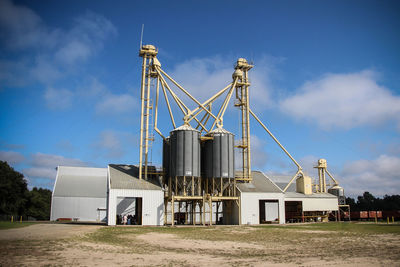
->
[262, 222, 400, 234]
[83, 222, 400, 246]
[2, 222, 399, 265]
[79, 223, 400, 263]
[0, 221, 37, 230]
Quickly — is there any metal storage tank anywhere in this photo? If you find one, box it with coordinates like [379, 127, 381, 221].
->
[328, 185, 346, 204]
[162, 137, 170, 179]
[169, 124, 200, 177]
[202, 127, 235, 178]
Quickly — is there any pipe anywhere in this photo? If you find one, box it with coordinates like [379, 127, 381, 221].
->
[249, 108, 302, 170]
[157, 67, 218, 121]
[159, 77, 176, 129]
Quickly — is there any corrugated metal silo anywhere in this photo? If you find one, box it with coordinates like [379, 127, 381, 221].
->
[169, 124, 201, 177]
[162, 137, 170, 179]
[202, 127, 235, 178]
[328, 185, 346, 204]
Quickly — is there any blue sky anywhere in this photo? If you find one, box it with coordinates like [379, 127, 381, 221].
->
[0, 0, 399, 197]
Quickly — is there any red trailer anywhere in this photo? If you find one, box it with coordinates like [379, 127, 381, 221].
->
[368, 211, 376, 219]
[351, 211, 368, 220]
[376, 211, 382, 219]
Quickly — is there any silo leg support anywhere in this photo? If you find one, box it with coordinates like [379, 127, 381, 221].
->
[171, 197, 175, 226]
[209, 199, 212, 226]
[202, 197, 206, 226]
[164, 198, 167, 225]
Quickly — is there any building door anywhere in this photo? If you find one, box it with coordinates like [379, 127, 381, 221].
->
[259, 200, 279, 224]
[116, 197, 142, 225]
[285, 201, 302, 222]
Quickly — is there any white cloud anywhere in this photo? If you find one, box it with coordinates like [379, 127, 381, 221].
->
[92, 130, 138, 159]
[280, 70, 400, 129]
[23, 167, 56, 180]
[235, 135, 268, 170]
[23, 152, 87, 180]
[0, 59, 31, 87]
[44, 87, 73, 110]
[79, 77, 108, 97]
[0, 150, 25, 164]
[0, 0, 116, 97]
[298, 155, 319, 177]
[30, 56, 63, 85]
[31, 152, 87, 168]
[54, 11, 117, 65]
[0, 140, 25, 150]
[96, 93, 137, 114]
[167, 55, 277, 112]
[0, 0, 58, 49]
[339, 154, 400, 197]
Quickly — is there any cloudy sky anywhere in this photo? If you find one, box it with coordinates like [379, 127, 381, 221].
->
[0, 0, 399, 197]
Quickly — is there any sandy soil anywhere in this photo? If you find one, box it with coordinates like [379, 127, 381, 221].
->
[0, 223, 102, 240]
[1, 224, 399, 266]
[136, 232, 265, 250]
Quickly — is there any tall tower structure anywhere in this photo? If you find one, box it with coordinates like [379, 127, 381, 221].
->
[234, 58, 253, 181]
[138, 45, 158, 180]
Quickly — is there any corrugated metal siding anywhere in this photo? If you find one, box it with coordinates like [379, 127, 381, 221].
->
[53, 166, 107, 198]
[284, 197, 338, 211]
[107, 189, 164, 226]
[303, 198, 338, 211]
[53, 175, 107, 197]
[109, 164, 162, 190]
[237, 171, 282, 193]
[240, 192, 285, 225]
[50, 196, 106, 222]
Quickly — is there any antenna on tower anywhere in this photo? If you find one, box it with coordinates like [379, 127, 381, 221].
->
[139, 24, 144, 49]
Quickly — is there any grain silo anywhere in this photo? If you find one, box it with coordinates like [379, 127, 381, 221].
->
[169, 124, 201, 196]
[202, 127, 235, 197]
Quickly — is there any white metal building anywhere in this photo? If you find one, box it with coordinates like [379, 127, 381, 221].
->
[274, 176, 339, 222]
[50, 166, 108, 222]
[237, 171, 286, 225]
[284, 192, 338, 212]
[50, 165, 339, 225]
[107, 164, 164, 226]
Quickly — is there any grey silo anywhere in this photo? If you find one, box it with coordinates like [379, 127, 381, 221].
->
[328, 185, 346, 204]
[162, 137, 170, 179]
[202, 127, 235, 179]
[169, 124, 201, 177]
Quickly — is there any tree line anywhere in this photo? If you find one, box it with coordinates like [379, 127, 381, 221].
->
[346, 191, 400, 211]
[0, 161, 51, 220]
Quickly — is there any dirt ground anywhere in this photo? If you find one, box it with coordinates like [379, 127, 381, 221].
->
[0, 223, 399, 266]
[0, 223, 101, 241]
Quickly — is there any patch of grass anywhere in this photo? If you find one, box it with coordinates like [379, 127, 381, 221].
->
[0, 221, 37, 230]
[259, 222, 400, 234]
[79, 223, 400, 263]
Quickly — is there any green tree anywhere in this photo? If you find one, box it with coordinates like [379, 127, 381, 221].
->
[345, 197, 357, 211]
[26, 187, 52, 220]
[357, 191, 376, 210]
[0, 161, 29, 216]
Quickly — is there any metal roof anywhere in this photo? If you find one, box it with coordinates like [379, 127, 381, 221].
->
[268, 175, 338, 198]
[236, 171, 283, 193]
[53, 166, 107, 198]
[109, 164, 162, 190]
[171, 124, 200, 132]
[275, 182, 296, 192]
[206, 127, 234, 135]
